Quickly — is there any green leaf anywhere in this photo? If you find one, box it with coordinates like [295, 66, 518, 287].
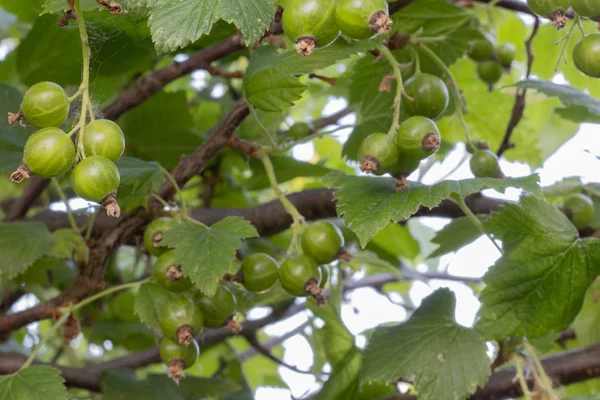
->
[0, 84, 29, 173]
[309, 300, 355, 365]
[0, 0, 44, 22]
[145, 0, 273, 53]
[134, 282, 177, 330]
[316, 349, 361, 400]
[116, 157, 164, 211]
[48, 229, 83, 259]
[429, 217, 485, 258]
[324, 172, 541, 247]
[41, 0, 99, 14]
[476, 195, 600, 339]
[162, 217, 258, 296]
[513, 80, 600, 124]
[0, 222, 55, 279]
[572, 284, 600, 347]
[0, 366, 67, 400]
[244, 41, 376, 112]
[361, 289, 490, 400]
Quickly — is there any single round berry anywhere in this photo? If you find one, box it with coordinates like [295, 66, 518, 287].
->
[358, 133, 399, 174]
[279, 254, 321, 297]
[153, 250, 193, 292]
[23, 127, 75, 178]
[335, 0, 391, 40]
[477, 61, 504, 85]
[83, 119, 125, 161]
[402, 73, 450, 120]
[72, 156, 119, 203]
[241, 253, 280, 293]
[468, 39, 494, 62]
[470, 149, 501, 178]
[319, 265, 329, 289]
[144, 218, 180, 257]
[108, 290, 138, 323]
[571, 0, 600, 20]
[288, 122, 312, 139]
[282, 0, 340, 56]
[495, 43, 517, 67]
[195, 285, 236, 329]
[21, 82, 69, 128]
[526, 0, 571, 19]
[159, 336, 199, 383]
[301, 221, 344, 264]
[395, 116, 441, 160]
[573, 34, 600, 78]
[564, 193, 595, 229]
[389, 155, 421, 177]
[159, 296, 204, 346]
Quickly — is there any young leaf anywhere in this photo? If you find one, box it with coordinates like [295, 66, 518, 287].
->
[429, 217, 486, 258]
[0, 222, 55, 278]
[243, 41, 377, 112]
[134, 282, 177, 330]
[116, 157, 164, 211]
[315, 349, 362, 400]
[361, 289, 490, 400]
[0, 366, 67, 400]
[324, 172, 541, 247]
[48, 229, 84, 260]
[476, 195, 600, 339]
[162, 217, 258, 296]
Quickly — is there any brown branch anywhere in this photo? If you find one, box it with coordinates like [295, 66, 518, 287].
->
[311, 107, 354, 130]
[2, 177, 50, 222]
[473, 0, 534, 15]
[0, 288, 24, 315]
[204, 64, 244, 79]
[496, 17, 540, 157]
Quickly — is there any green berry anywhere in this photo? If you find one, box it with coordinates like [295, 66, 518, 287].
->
[564, 193, 595, 229]
[573, 34, 600, 78]
[468, 39, 494, 62]
[241, 253, 280, 293]
[279, 254, 321, 297]
[144, 218, 180, 257]
[21, 82, 69, 128]
[301, 221, 344, 264]
[495, 42, 517, 67]
[335, 0, 391, 40]
[72, 156, 120, 203]
[470, 149, 500, 178]
[571, 0, 600, 20]
[159, 296, 204, 346]
[83, 119, 125, 161]
[477, 61, 504, 85]
[159, 336, 199, 382]
[526, 0, 571, 19]
[402, 73, 450, 120]
[153, 250, 193, 292]
[358, 133, 399, 174]
[195, 285, 236, 329]
[394, 116, 441, 160]
[23, 127, 75, 178]
[282, 0, 340, 56]
[288, 122, 312, 139]
[389, 155, 421, 178]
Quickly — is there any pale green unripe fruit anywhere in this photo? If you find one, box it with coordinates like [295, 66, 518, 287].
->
[83, 119, 125, 161]
[282, 0, 340, 56]
[335, 0, 391, 40]
[72, 155, 120, 203]
[21, 82, 69, 128]
[23, 127, 75, 178]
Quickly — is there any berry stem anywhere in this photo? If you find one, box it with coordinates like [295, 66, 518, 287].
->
[250, 106, 277, 148]
[379, 44, 404, 137]
[408, 46, 421, 74]
[512, 354, 533, 400]
[73, 277, 150, 311]
[51, 178, 79, 234]
[19, 311, 71, 370]
[554, 16, 578, 72]
[259, 152, 305, 255]
[159, 166, 188, 215]
[151, 193, 171, 209]
[450, 193, 503, 255]
[524, 342, 557, 396]
[84, 207, 99, 240]
[73, 0, 93, 160]
[418, 44, 475, 149]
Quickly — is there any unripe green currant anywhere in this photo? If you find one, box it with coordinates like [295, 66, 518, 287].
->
[23, 127, 75, 178]
[159, 296, 204, 346]
[477, 61, 504, 85]
[335, 0, 392, 40]
[358, 133, 399, 175]
[195, 285, 236, 329]
[72, 156, 120, 203]
[83, 119, 125, 161]
[153, 250, 193, 292]
[468, 39, 494, 62]
[279, 254, 321, 297]
[495, 43, 517, 67]
[571, 0, 600, 20]
[241, 253, 280, 293]
[288, 122, 312, 139]
[282, 0, 340, 56]
[395, 116, 441, 160]
[526, 0, 571, 28]
[21, 82, 69, 128]
[402, 73, 450, 120]
[573, 34, 600, 78]
[301, 221, 344, 264]
[159, 336, 199, 384]
[563, 193, 595, 229]
[470, 149, 501, 178]
[144, 217, 180, 257]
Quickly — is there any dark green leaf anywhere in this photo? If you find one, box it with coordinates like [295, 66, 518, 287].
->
[116, 157, 164, 211]
[0, 0, 44, 22]
[48, 228, 83, 259]
[0, 366, 67, 400]
[429, 217, 485, 258]
[0, 222, 55, 279]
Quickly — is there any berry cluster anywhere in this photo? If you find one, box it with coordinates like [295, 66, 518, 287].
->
[282, 0, 392, 56]
[144, 217, 345, 382]
[8, 81, 125, 217]
[467, 37, 516, 88]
